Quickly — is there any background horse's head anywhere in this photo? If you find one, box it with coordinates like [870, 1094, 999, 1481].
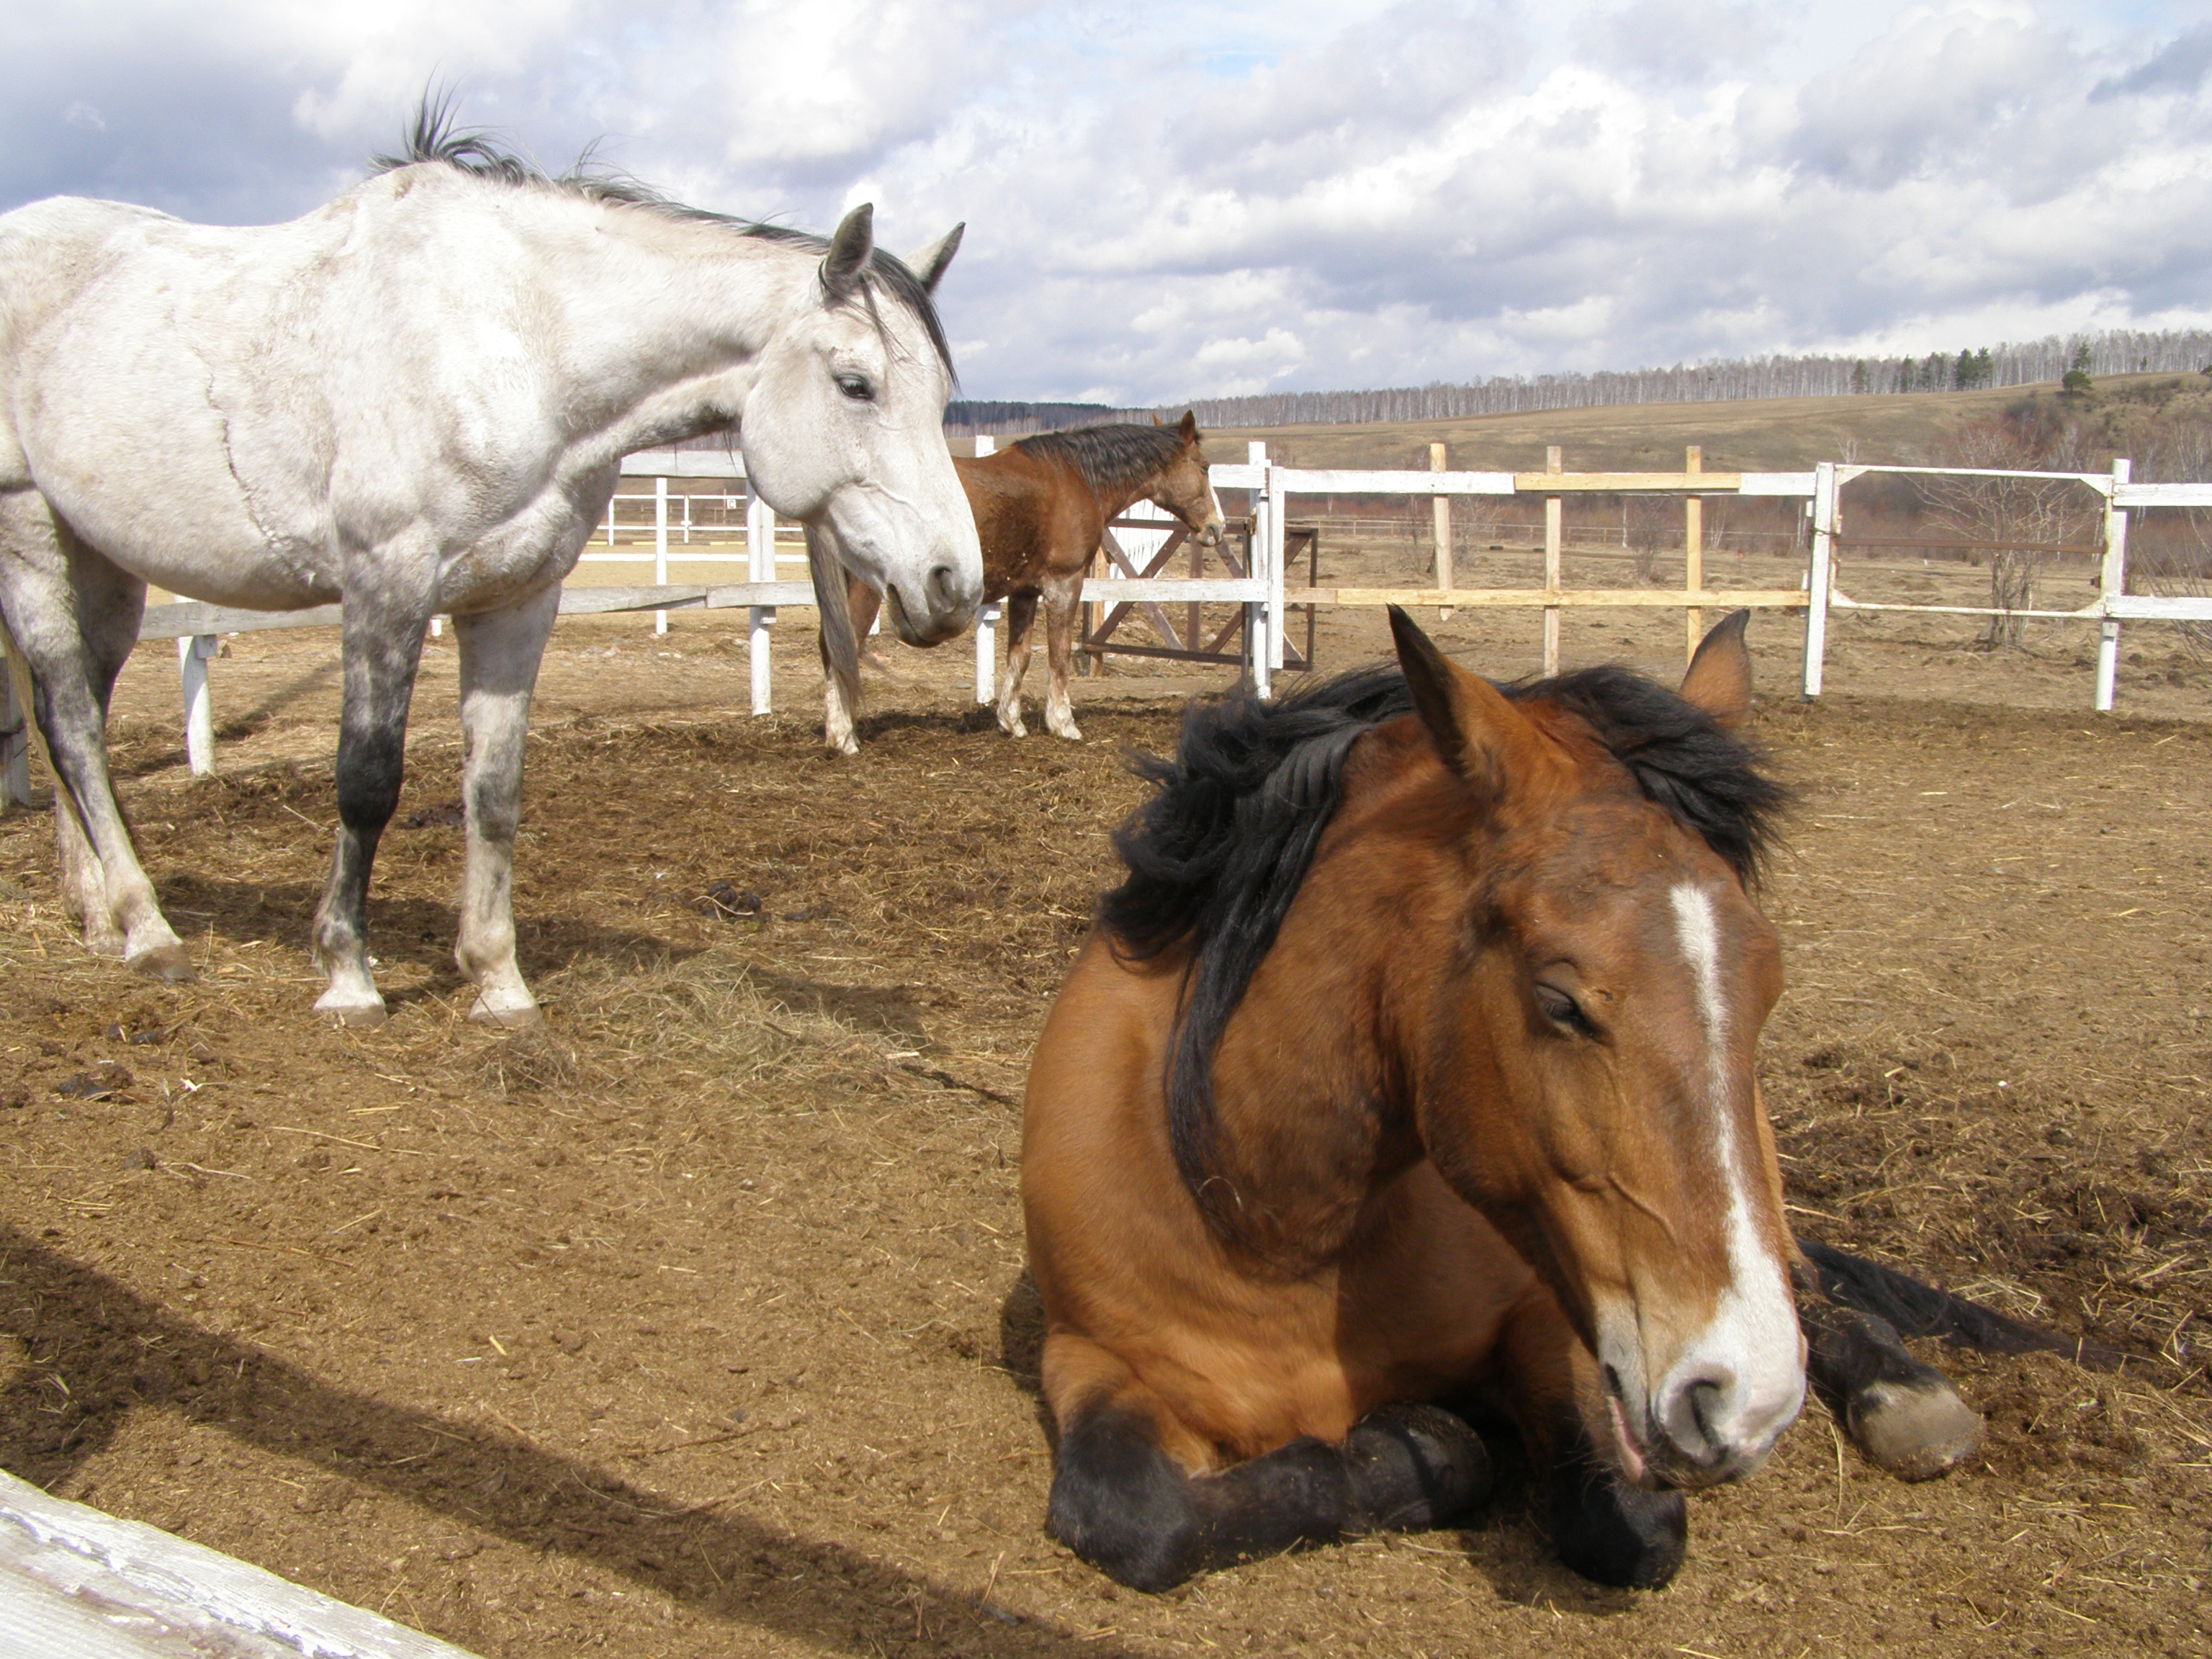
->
[1151, 410, 1226, 549]
[739, 210, 981, 646]
[1389, 610, 1804, 1493]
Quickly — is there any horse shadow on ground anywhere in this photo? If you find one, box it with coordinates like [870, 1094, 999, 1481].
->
[0, 1226, 1156, 1658]
[743, 966, 931, 1047]
[105, 652, 344, 781]
[153, 874, 696, 1013]
[991, 1271, 1642, 1621]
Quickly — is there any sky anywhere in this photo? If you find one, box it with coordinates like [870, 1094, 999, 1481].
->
[2, 0, 2208, 405]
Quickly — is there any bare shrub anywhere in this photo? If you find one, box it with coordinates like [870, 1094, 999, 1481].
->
[1923, 415, 2100, 649]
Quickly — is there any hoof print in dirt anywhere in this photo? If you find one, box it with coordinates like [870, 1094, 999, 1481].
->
[402, 799, 467, 829]
[53, 1063, 132, 1100]
[698, 881, 767, 922]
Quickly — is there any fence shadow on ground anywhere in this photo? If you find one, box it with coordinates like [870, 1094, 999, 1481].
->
[0, 1226, 1159, 1658]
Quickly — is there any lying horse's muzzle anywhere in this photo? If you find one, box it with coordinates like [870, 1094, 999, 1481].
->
[1604, 1359, 1802, 1492]
[883, 563, 981, 647]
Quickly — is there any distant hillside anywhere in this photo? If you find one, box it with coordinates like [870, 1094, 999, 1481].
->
[947, 327, 2212, 439]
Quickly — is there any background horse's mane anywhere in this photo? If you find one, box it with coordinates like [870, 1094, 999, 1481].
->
[373, 96, 953, 372]
[1100, 659, 1789, 1230]
[1014, 422, 1191, 493]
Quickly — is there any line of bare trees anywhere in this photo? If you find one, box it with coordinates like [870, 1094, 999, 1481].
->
[946, 328, 2212, 436]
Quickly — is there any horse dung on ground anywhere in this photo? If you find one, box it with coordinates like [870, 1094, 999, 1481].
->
[1021, 608, 2064, 1593]
[820, 412, 1225, 752]
[0, 101, 981, 1027]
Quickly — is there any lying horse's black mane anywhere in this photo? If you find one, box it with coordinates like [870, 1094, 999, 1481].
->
[1100, 659, 1788, 1228]
[1015, 423, 1191, 493]
[375, 95, 953, 373]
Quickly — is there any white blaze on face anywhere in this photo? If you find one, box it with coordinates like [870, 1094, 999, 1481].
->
[1654, 883, 1804, 1466]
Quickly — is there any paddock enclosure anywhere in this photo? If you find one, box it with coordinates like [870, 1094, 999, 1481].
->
[0, 589, 2206, 1659]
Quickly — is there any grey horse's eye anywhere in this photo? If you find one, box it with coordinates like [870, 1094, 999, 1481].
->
[835, 372, 876, 403]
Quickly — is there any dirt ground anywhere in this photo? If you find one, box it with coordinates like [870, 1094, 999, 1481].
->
[1, 570, 2208, 1658]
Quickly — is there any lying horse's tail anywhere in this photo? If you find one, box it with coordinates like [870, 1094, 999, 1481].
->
[1797, 1236, 2126, 1372]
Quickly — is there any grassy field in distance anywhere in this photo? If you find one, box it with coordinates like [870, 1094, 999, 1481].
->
[1172, 373, 2192, 473]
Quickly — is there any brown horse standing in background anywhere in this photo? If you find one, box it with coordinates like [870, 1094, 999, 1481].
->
[1023, 610, 2047, 1594]
[821, 413, 1224, 752]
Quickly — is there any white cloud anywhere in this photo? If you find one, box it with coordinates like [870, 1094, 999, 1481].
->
[1, 0, 2207, 403]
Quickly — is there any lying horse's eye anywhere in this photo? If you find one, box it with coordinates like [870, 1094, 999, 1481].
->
[1534, 983, 1599, 1038]
[835, 372, 876, 403]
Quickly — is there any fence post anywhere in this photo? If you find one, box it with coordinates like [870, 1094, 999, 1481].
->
[1430, 441, 1453, 619]
[747, 490, 775, 716]
[1802, 462, 1836, 699]
[1683, 445, 1703, 662]
[653, 475, 670, 636]
[1248, 441, 1273, 698]
[1267, 460, 1287, 678]
[1, 634, 31, 808]
[177, 634, 217, 777]
[973, 434, 998, 703]
[1543, 446, 1563, 676]
[2095, 458, 2131, 712]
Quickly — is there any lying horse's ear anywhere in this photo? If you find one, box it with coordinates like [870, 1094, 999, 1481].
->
[1178, 410, 1199, 441]
[904, 223, 963, 295]
[822, 203, 876, 302]
[1679, 608, 1753, 730]
[1388, 606, 1537, 803]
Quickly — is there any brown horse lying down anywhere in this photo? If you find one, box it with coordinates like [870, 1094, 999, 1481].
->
[820, 413, 1224, 752]
[1022, 610, 2080, 1592]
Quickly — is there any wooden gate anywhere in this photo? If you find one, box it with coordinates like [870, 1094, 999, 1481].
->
[1082, 514, 1317, 671]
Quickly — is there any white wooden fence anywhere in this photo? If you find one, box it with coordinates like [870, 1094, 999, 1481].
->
[1, 449, 2206, 806]
[0, 1465, 479, 1659]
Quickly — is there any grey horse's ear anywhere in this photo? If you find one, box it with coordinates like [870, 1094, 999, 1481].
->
[905, 223, 964, 295]
[822, 204, 876, 301]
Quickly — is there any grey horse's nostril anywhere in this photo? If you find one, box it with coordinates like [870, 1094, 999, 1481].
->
[925, 564, 958, 612]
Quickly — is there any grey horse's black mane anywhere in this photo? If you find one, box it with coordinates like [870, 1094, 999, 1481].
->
[1015, 422, 1192, 493]
[374, 96, 953, 372]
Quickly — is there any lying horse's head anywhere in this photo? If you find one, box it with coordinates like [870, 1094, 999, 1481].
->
[1387, 608, 1801, 1489]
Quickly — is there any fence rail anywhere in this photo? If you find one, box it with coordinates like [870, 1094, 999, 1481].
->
[3, 448, 2208, 809]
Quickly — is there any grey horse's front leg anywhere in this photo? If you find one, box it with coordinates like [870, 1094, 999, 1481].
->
[451, 586, 559, 1026]
[0, 495, 189, 979]
[312, 588, 432, 1026]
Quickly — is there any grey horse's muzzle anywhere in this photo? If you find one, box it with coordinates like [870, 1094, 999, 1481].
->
[883, 562, 982, 647]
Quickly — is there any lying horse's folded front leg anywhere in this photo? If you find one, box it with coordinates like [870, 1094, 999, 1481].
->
[1046, 1388, 1491, 1593]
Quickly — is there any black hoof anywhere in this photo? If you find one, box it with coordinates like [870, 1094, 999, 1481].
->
[1344, 1403, 1492, 1530]
[1549, 1467, 1687, 1589]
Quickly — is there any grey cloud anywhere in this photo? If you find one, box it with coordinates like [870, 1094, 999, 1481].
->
[1787, 12, 2075, 191]
[1586, 0, 1778, 87]
[2090, 23, 2212, 102]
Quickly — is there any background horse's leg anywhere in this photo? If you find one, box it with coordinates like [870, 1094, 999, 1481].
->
[821, 577, 881, 756]
[451, 585, 559, 1027]
[995, 591, 1039, 737]
[311, 583, 433, 1026]
[0, 495, 188, 978]
[1043, 1339, 1488, 1592]
[1040, 577, 1084, 742]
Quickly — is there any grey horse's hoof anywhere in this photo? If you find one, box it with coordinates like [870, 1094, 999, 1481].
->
[314, 994, 390, 1029]
[127, 941, 197, 983]
[469, 998, 544, 1030]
